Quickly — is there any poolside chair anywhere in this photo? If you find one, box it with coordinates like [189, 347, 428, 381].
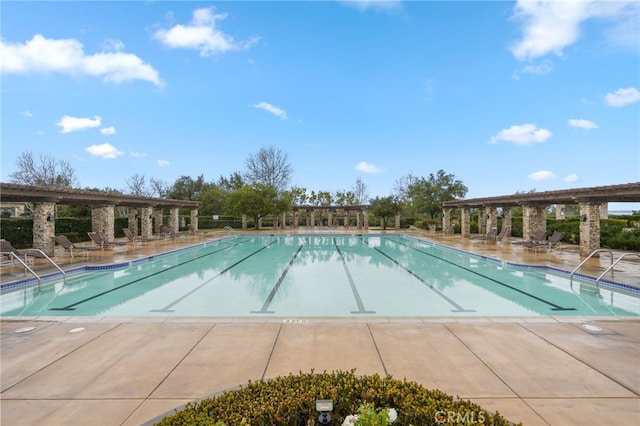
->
[512, 229, 546, 245]
[123, 227, 158, 243]
[1, 239, 47, 265]
[470, 228, 497, 240]
[55, 235, 102, 257]
[494, 226, 511, 242]
[87, 232, 128, 250]
[524, 231, 564, 252]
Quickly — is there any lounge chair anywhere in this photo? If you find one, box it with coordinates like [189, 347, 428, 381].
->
[123, 227, 157, 243]
[470, 228, 497, 240]
[55, 235, 102, 257]
[524, 231, 564, 251]
[494, 226, 511, 242]
[512, 229, 546, 245]
[87, 232, 128, 250]
[1, 239, 47, 265]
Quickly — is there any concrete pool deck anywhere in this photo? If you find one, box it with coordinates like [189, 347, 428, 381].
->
[1, 230, 639, 425]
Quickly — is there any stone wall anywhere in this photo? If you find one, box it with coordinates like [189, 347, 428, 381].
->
[33, 202, 55, 255]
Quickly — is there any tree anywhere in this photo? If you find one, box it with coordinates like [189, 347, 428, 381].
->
[369, 196, 401, 230]
[9, 151, 77, 188]
[227, 183, 290, 229]
[244, 146, 294, 193]
[408, 170, 467, 219]
[125, 173, 152, 197]
[167, 175, 206, 200]
[352, 177, 369, 205]
[333, 190, 357, 206]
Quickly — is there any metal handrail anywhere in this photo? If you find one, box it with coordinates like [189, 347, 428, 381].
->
[596, 253, 640, 289]
[570, 249, 614, 285]
[1, 251, 41, 285]
[25, 249, 66, 279]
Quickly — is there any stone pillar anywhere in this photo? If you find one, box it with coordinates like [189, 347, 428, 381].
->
[242, 214, 247, 229]
[153, 209, 164, 234]
[310, 210, 316, 228]
[486, 207, 498, 235]
[556, 204, 565, 220]
[522, 205, 546, 241]
[344, 210, 349, 229]
[380, 217, 385, 229]
[191, 209, 199, 231]
[356, 211, 361, 229]
[327, 210, 333, 228]
[580, 203, 601, 256]
[140, 207, 153, 238]
[442, 208, 452, 234]
[461, 207, 471, 238]
[293, 210, 299, 229]
[258, 217, 263, 229]
[33, 202, 56, 255]
[169, 208, 179, 233]
[92, 205, 115, 241]
[395, 213, 400, 229]
[282, 212, 287, 229]
[502, 207, 513, 236]
[128, 208, 139, 235]
[478, 208, 487, 234]
[363, 209, 369, 229]
[600, 203, 608, 219]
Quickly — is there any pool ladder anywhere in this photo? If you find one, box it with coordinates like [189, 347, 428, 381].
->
[1, 249, 66, 288]
[570, 249, 640, 290]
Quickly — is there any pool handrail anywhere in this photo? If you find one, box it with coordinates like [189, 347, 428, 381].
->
[595, 253, 640, 290]
[570, 249, 614, 286]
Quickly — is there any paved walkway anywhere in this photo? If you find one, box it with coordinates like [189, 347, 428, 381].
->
[1, 230, 639, 425]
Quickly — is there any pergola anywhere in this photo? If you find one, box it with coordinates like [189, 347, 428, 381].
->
[441, 182, 640, 256]
[0, 183, 200, 255]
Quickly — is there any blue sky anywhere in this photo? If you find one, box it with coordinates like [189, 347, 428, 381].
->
[2, 1, 639, 210]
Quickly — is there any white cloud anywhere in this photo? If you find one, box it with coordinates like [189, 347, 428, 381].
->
[85, 143, 123, 159]
[355, 161, 383, 174]
[129, 151, 146, 158]
[252, 101, 288, 119]
[529, 170, 557, 181]
[509, 0, 638, 61]
[564, 174, 579, 183]
[568, 118, 597, 130]
[100, 126, 116, 135]
[604, 87, 640, 107]
[153, 7, 259, 57]
[157, 160, 170, 167]
[21, 110, 33, 117]
[338, 0, 402, 12]
[1, 34, 163, 86]
[57, 115, 101, 133]
[489, 124, 552, 145]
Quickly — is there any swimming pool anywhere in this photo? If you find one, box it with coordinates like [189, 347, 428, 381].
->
[1, 234, 638, 317]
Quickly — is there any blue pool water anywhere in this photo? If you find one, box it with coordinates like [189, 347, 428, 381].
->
[1, 234, 638, 317]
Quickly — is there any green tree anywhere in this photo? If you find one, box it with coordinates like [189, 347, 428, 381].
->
[167, 175, 206, 200]
[408, 170, 467, 219]
[227, 184, 290, 229]
[369, 196, 401, 230]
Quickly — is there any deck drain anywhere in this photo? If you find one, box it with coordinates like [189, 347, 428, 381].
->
[582, 324, 602, 332]
[69, 327, 85, 333]
[14, 326, 36, 334]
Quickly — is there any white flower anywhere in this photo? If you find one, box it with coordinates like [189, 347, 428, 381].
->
[387, 408, 398, 423]
[342, 414, 359, 425]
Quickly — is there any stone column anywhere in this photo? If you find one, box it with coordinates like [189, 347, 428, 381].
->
[442, 208, 452, 234]
[190, 209, 199, 231]
[522, 205, 546, 241]
[128, 208, 139, 235]
[140, 207, 153, 238]
[395, 213, 401, 229]
[282, 212, 287, 229]
[92, 205, 115, 241]
[293, 210, 299, 229]
[242, 214, 247, 229]
[600, 203, 608, 219]
[502, 207, 513, 236]
[580, 203, 601, 256]
[33, 202, 56, 255]
[310, 210, 316, 228]
[327, 210, 333, 228]
[344, 210, 349, 229]
[556, 204, 565, 220]
[478, 208, 487, 234]
[154, 209, 164, 234]
[356, 211, 361, 229]
[363, 209, 369, 229]
[258, 217, 263, 229]
[461, 207, 471, 238]
[169, 208, 179, 233]
[486, 207, 498, 235]
[380, 217, 385, 229]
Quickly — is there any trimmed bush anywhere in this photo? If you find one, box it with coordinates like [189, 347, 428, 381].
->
[155, 370, 519, 426]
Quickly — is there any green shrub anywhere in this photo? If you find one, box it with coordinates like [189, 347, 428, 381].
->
[155, 370, 519, 426]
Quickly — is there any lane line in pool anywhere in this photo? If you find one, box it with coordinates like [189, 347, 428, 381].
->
[49, 241, 249, 311]
[374, 247, 475, 313]
[335, 239, 376, 314]
[151, 240, 278, 313]
[251, 245, 304, 314]
[389, 238, 576, 311]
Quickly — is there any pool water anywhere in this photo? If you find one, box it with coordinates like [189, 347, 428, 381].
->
[1, 234, 638, 317]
